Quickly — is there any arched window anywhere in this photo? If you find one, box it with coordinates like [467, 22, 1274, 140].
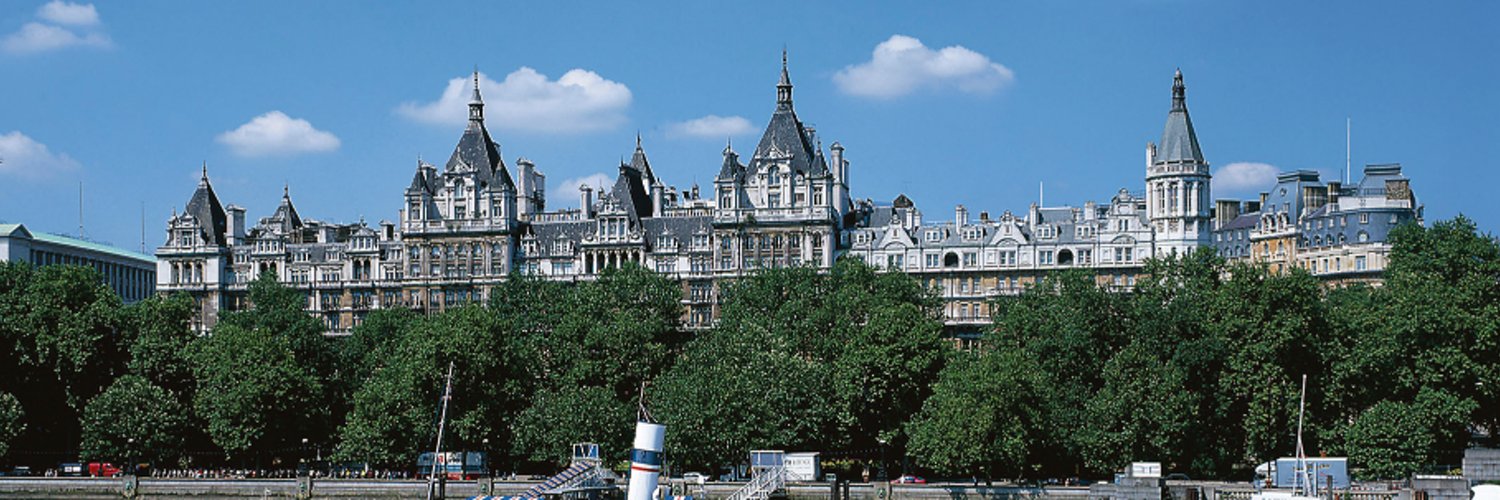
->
[943, 252, 959, 268]
[1057, 249, 1074, 266]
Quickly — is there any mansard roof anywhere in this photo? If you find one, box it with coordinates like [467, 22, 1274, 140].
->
[717, 143, 746, 180]
[267, 186, 304, 234]
[446, 123, 515, 191]
[749, 53, 828, 177]
[1156, 69, 1205, 165]
[610, 162, 654, 221]
[445, 74, 515, 192]
[185, 166, 228, 246]
[407, 161, 438, 195]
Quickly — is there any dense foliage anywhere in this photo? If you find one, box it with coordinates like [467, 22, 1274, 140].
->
[0, 216, 1494, 481]
[906, 216, 1500, 480]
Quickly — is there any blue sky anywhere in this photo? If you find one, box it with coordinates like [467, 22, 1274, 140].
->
[1, 1, 1496, 251]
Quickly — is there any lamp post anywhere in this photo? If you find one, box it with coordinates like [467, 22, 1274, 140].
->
[876, 438, 888, 482]
[482, 438, 491, 478]
[126, 438, 135, 476]
[301, 438, 310, 476]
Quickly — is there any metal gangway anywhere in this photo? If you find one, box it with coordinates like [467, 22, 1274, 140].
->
[484, 443, 611, 500]
[726, 451, 788, 500]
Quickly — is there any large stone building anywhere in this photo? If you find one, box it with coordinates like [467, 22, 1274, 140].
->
[1, 223, 156, 303]
[156, 59, 1421, 336]
[1212, 164, 1421, 284]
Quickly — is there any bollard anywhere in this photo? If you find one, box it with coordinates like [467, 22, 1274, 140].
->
[120, 474, 139, 499]
[296, 474, 313, 500]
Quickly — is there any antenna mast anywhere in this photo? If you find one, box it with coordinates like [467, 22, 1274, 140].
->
[78, 182, 84, 239]
[1350, 118, 1362, 183]
[140, 202, 146, 253]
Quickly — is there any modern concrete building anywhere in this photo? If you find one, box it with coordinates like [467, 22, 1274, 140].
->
[0, 223, 157, 303]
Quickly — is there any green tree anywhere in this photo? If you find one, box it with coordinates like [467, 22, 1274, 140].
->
[653, 259, 944, 470]
[189, 321, 322, 460]
[906, 350, 1043, 480]
[79, 375, 189, 466]
[513, 386, 634, 466]
[121, 293, 197, 395]
[337, 305, 537, 469]
[0, 262, 125, 458]
[0, 391, 23, 459]
[1344, 388, 1476, 479]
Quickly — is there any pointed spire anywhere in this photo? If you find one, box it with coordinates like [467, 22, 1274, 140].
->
[1171, 68, 1186, 112]
[1156, 68, 1205, 165]
[199, 161, 209, 186]
[777, 48, 793, 107]
[283, 182, 290, 199]
[636, 131, 643, 151]
[468, 69, 485, 123]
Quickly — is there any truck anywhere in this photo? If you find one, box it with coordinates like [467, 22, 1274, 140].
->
[1268, 458, 1349, 490]
[416, 451, 486, 480]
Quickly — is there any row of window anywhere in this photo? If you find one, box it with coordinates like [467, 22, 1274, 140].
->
[32, 250, 154, 302]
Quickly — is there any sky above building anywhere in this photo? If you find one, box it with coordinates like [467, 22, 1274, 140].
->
[1, 1, 1496, 251]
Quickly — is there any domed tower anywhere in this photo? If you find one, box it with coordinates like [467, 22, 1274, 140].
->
[1145, 69, 1212, 256]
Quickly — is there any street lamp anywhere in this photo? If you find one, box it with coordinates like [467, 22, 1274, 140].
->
[126, 438, 135, 477]
[302, 438, 310, 476]
[876, 438, 888, 482]
[481, 438, 491, 478]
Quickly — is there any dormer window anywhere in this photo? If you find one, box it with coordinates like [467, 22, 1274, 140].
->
[925, 230, 941, 243]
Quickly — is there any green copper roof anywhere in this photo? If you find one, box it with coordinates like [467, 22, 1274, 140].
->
[3, 223, 155, 263]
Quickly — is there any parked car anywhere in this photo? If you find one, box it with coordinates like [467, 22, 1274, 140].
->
[7, 466, 33, 476]
[891, 475, 927, 484]
[59, 463, 84, 477]
[682, 472, 707, 485]
[87, 462, 123, 477]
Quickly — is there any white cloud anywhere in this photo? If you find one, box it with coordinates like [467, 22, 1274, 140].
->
[37, 1, 100, 26]
[549, 173, 613, 208]
[216, 111, 341, 157]
[666, 115, 755, 138]
[2, 22, 109, 54]
[397, 68, 632, 133]
[834, 34, 1015, 99]
[0, 131, 82, 180]
[1213, 162, 1280, 195]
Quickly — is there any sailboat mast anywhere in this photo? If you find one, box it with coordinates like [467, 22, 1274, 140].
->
[427, 361, 456, 500]
[1295, 374, 1309, 495]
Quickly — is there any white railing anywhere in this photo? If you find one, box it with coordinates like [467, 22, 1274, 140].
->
[727, 465, 787, 500]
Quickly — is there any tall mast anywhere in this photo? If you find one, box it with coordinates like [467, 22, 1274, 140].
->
[1350, 118, 1362, 183]
[1295, 374, 1310, 495]
[426, 361, 456, 500]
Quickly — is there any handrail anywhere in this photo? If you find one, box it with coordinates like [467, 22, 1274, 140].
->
[726, 465, 787, 500]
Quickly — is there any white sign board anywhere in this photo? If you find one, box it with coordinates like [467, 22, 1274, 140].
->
[1130, 462, 1162, 478]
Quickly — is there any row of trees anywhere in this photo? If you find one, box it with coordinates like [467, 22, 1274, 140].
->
[906, 216, 1500, 480]
[0, 216, 1494, 480]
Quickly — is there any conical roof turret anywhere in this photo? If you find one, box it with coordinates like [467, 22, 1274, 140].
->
[1156, 68, 1205, 165]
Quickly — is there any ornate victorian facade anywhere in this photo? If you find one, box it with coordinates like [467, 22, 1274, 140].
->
[156, 62, 1420, 336]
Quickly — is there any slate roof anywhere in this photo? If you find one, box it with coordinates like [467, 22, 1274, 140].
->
[610, 163, 653, 221]
[185, 169, 228, 246]
[1217, 213, 1259, 231]
[717, 144, 746, 180]
[444, 78, 515, 192]
[748, 54, 827, 178]
[1156, 69, 1205, 165]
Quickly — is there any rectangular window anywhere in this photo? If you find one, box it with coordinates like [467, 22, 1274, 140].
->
[1356, 255, 1368, 270]
[1040, 252, 1054, 265]
[1360, 213, 1369, 224]
[925, 254, 940, 268]
[962, 252, 977, 267]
